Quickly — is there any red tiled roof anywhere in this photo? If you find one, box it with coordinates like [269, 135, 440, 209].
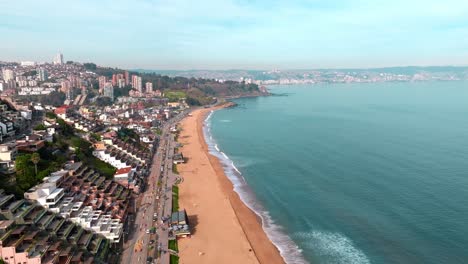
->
[54, 106, 68, 115]
[115, 167, 132, 175]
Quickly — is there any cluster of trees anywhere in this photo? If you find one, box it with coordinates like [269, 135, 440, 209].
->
[13, 113, 117, 196]
[53, 121, 115, 178]
[117, 128, 140, 145]
[14, 91, 66, 108]
[95, 97, 113, 107]
[15, 149, 67, 194]
[83, 63, 97, 71]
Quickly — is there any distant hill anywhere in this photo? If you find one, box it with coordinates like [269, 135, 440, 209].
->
[88, 64, 266, 105]
[132, 66, 468, 81]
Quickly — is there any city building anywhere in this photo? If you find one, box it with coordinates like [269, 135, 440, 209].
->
[2, 69, 15, 82]
[124, 71, 130, 85]
[0, 189, 108, 263]
[0, 143, 17, 172]
[20, 61, 36, 66]
[117, 78, 125, 88]
[131, 75, 142, 93]
[103, 82, 114, 101]
[53, 53, 64, 65]
[61, 80, 71, 95]
[98, 76, 107, 91]
[112, 73, 124, 86]
[145, 82, 153, 94]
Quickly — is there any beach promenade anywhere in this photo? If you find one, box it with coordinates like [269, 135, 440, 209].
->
[121, 111, 188, 264]
[176, 106, 285, 264]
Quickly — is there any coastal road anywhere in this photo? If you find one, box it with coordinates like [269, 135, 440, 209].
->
[121, 111, 189, 264]
[121, 137, 165, 264]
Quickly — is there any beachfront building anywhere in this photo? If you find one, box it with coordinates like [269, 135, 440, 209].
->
[170, 209, 191, 237]
[172, 153, 185, 164]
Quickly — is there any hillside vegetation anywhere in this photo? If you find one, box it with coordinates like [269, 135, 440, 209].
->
[84, 63, 266, 104]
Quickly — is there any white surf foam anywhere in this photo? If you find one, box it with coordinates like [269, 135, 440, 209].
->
[294, 231, 370, 264]
[203, 111, 309, 264]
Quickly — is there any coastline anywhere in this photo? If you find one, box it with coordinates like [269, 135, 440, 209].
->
[177, 103, 285, 264]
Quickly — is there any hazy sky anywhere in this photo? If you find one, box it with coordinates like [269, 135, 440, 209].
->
[1, 0, 468, 69]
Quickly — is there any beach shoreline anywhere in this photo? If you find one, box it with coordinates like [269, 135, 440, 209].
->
[177, 103, 285, 264]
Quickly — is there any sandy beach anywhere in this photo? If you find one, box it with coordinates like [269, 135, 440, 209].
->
[177, 105, 285, 264]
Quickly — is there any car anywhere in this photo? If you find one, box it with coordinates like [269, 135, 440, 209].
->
[149, 239, 155, 245]
[147, 256, 153, 264]
[146, 229, 150, 234]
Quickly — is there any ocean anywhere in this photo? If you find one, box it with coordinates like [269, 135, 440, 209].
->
[203, 82, 468, 264]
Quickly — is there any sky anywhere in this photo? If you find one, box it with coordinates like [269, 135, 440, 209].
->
[1, 0, 468, 70]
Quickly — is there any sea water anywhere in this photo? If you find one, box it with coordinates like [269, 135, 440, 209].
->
[204, 82, 468, 264]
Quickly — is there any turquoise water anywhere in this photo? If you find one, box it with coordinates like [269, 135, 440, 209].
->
[205, 82, 468, 264]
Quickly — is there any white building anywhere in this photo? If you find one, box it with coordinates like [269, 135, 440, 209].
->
[37, 67, 48, 81]
[24, 171, 68, 213]
[20, 61, 36, 66]
[103, 82, 114, 101]
[132, 75, 142, 93]
[2, 69, 15, 82]
[53, 53, 64, 65]
[145, 82, 153, 94]
[0, 143, 17, 171]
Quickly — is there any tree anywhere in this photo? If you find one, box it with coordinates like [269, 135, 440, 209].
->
[31, 153, 41, 176]
[15, 154, 36, 191]
[45, 112, 57, 119]
[57, 119, 74, 136]
[90, 133, 102, 142]
[40, 91, 65, 107]
[186, 97, 201, 106]
[84, 63, 97, 71]
[34, 124, 47, 131]
[95, 97, 113, 106]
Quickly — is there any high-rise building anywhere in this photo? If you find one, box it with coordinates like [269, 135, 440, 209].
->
[6, 80, 16, 90]
[37, 68, 48, 81]
[117, 78, 125, 88]
[124, 71, 130, 86]
[53, 53, 64, 65]
[103, 82, 114, 101]
[112, 74, 118, 86]
[112, 73, 125, 86]
[68, 75, 81, 88]
[145, 82, 153, 94]
[132, 75, 142, 93]
[2, 69, 15, 82]
[98, 76, 107, 90]
[61, 80, 71, 92]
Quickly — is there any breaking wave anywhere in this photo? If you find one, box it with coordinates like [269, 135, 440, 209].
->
[293, 231, 370, 264]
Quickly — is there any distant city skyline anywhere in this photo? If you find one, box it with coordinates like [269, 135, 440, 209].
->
[1, 0, 468, 70]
